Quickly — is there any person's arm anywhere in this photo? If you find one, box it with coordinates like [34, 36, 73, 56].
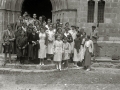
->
[91, 40, 94, 54]
[53, 41, 56, 54]
[2, 31, 6, 43]
[83, 42, 87, 55]
[28, 33, 32, 44]
[45, 33, 48, 46]
[22, 37, 28, 49]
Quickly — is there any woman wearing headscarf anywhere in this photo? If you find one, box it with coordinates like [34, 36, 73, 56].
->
[28, 27, 39, 63]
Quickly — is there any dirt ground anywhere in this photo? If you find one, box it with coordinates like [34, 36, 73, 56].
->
[0, 68, 120, 90]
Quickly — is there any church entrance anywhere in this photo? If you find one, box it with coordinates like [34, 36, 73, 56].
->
[21, 0, 52, 20]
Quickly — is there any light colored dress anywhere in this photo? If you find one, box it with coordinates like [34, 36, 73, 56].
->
[63, 42, 71, 60]
[84, 40, 93, 66]
[73, 49, 81, 62]
[53, 40, 63, 62]
[46, 29, 55, 54]
[38, 32, 46, 59]
[69, 30, 77, 53]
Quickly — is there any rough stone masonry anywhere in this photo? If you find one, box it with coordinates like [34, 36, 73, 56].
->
[0, 0, 119, 57]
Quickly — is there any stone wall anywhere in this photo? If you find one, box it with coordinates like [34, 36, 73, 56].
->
[0, 0, 120, 57]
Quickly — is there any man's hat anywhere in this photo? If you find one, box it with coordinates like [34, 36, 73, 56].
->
[64, 27, 70, 30]
[92, 26, 96, 28]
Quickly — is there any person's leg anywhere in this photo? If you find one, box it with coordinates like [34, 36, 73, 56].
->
[4, 53, 7, 66]
[58, 62, 62, 70]
[41, 59, 44, 65]
[51, 54, 54, 64]
[39, 59, 41, 65]
[93, 43, 97, 61]
[9, 53, 12, 64]
[66, 60, 68, 68]
[55, 62, 58, 70]
[20, 56, 22, 64]
[86, 66, 91, 71]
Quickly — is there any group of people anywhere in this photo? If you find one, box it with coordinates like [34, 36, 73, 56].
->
[2, 12, 99, 71]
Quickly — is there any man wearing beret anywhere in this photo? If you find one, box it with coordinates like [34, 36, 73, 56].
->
[90, 26, 99, 61]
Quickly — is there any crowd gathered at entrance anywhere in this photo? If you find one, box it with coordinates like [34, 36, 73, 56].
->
[2, 12, 99, 71]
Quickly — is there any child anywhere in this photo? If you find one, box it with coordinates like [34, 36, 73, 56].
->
[84, 35, 93, 71]
[73, 33, 82, 67]
[53, 35, 64, 71]
[62, 37, 71, 69]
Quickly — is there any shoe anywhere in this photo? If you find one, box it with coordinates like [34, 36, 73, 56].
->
[86, 69, 91, 71]
[42, 63, 44, 66]
[59, 69, 62, 71]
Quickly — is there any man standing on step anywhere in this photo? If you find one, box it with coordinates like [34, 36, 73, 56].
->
[90, 25, 99, 61]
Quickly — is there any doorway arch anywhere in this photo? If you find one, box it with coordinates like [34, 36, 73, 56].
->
[21, 0, 52, 20]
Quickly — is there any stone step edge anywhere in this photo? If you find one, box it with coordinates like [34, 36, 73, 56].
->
[0, 67, 83, 73]
[4, 64, 56, 67]
[0, 60, 119, 63]
[0, 67, 120, 73]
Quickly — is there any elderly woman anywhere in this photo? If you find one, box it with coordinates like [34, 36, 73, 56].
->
[28, 27, 39, 63]
[3, 24, 15, 65]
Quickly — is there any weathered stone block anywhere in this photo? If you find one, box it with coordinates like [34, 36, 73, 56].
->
[111, 3, 118, 8]
[105, 3, 111, 8]
[113, 0, 118, 2]
[105, 8, 113, 13]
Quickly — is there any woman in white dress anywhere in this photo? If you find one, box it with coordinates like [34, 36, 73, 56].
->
[46, 24, 55, 62]
[38, 27, 47, 65]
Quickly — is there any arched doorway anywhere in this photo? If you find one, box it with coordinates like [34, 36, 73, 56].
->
[21, 0, 52, 20]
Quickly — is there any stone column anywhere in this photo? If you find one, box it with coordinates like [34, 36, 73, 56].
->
[0, 9, 6, 53]
[94, 0, 98, 26]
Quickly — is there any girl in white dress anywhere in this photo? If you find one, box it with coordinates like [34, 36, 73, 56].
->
[38, 27, 47, 65]
[53, 35, 64, 71]
[62, 37, 71, 68]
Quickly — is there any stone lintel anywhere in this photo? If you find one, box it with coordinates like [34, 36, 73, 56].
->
[52, 9, 77, 13]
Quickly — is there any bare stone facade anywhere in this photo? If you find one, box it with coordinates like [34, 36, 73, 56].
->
[0, 0, 119, 57]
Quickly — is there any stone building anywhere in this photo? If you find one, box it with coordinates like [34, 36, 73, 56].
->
[0, 0, 119, 57]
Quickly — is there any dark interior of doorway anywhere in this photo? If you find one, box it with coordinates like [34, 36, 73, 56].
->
[21, 0, 52, 20]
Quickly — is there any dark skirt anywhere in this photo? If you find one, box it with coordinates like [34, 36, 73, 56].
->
[84, 48, 91, 67]
[3, 42, 14, 54]
[28, 44, 38, 60]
